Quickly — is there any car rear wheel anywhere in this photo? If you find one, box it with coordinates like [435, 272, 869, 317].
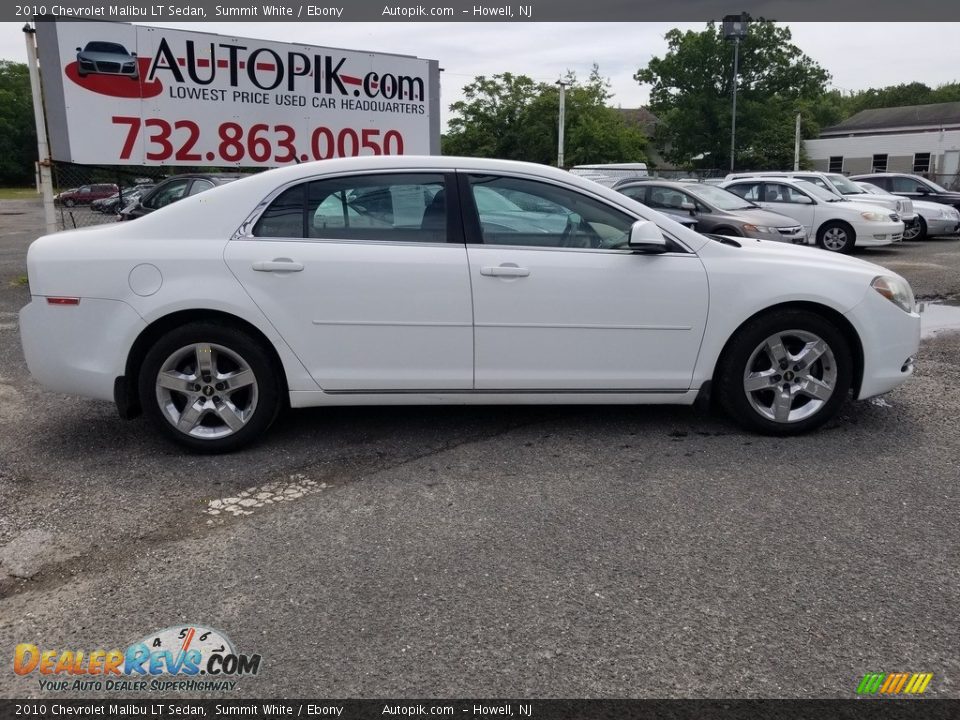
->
[717, 310, 853, 435]
[816, 221, 855, 253]
[138, 322, 281, 452]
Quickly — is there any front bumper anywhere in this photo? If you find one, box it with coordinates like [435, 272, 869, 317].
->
[854, 220, 903, 246]
[844, 288, 920, 399]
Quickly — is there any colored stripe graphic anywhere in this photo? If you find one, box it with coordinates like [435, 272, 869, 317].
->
[857, 672, 932, 695]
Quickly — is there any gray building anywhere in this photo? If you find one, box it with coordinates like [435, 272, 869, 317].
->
[804, 102, 960, 187]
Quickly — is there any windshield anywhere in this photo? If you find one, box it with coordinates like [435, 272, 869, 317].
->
[827, 174, 866, 195]
[795, 180, 843, 202]
[923, 177, 948, 193]
[685, 183, 756, 211]
[84, 42, 128, 54]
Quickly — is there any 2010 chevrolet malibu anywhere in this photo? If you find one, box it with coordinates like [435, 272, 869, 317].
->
[19, 157, 921, 452]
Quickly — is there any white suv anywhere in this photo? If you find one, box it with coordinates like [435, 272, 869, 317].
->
[721, 177, 904, 253]
[725, 171, 917, 229]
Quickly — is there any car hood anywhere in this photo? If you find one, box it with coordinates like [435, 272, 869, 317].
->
[704, 234, 895, 277]
[725, 207, 802, 226]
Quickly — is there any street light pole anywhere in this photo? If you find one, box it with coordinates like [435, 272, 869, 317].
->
[556, 80, 568, 168]
[729, 35, 739, 172]
[722, 13, 749, 173]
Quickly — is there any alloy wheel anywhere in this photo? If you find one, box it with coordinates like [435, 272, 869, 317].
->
[743, 330, 838, 424]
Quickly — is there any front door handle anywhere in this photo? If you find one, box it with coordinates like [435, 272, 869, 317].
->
[252, 258, 304, 273]
[480, 265, 530, 278]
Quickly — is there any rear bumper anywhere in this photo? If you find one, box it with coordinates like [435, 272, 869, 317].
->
[19, 297, 145, 402]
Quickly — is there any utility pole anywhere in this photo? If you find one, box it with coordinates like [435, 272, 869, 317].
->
[793, 112, 802, 171]
[556, 80, 568, 168]
[722, 14, 749, 173]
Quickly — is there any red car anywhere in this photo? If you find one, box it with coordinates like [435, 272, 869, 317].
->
[55, 183, 119, 208]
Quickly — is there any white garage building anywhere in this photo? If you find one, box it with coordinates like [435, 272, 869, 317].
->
[804, 102, 960, 187]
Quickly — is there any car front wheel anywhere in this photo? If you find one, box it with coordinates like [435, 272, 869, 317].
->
[138, 322, 282, 452]
[816, 221, 855, 253]
[718, 310, 853, 435]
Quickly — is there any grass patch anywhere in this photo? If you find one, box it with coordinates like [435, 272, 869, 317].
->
[0, 188, 39, 200]
[10, 275, 28, 287]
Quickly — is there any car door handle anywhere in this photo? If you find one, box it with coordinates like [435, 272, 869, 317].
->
[480, 265, 530, 278]
[252, 259, 304, 273]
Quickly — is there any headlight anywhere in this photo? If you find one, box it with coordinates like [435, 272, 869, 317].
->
[741, 224, 774, 233]
[872, 275, 916, 313]
[895, 200, 904, 212]
[861, 211, 889, 222]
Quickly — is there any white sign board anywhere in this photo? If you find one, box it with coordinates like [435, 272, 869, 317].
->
[36, 21, 440, 166]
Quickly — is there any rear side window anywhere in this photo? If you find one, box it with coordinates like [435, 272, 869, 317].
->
[143, 179, 190, 210]
[253, 174, 448, 242]
[726, 182, 760, 201]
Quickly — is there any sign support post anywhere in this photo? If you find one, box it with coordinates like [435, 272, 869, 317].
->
[24, 23, 58, 236]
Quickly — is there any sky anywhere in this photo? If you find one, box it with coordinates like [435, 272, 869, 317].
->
[3, 21, 959, 128]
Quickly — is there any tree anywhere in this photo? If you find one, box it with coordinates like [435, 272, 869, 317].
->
[0, 61, 37, 186]
[442, 67, 647, 166]
[634, 21, 830, 170]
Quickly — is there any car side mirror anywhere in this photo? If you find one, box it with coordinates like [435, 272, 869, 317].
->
[76, 47, 82, 52]
[629, 220, 668, 253]
[131, 52, 137, 57]
[918, 187, 931, 194]
[680, 200, 696, 213]
[796, 195, 814, 204]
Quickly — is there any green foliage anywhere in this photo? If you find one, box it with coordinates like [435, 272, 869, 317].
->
[634, 21, 830, 170]
[442, 67, 647, 166]
[0, 61, 37, 187]
[833, 81, 960, 117]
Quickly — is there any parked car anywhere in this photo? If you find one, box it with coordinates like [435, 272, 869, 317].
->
[91, 183, 156, 214]
[724, 170, 918, 232]
[55, 184, 119, 208]
[76, 41, 139, 79]
[855, 182, 960, 240]
[20, 157, 920, 452]
[569, 163, 649, 188]
[849, 173, 960, 213]
[615, 179, 805, 243]
[721, 177, 904, 253]
[120, 174, 245, 220]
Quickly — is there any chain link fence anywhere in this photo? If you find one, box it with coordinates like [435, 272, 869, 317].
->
[49, 162, 261, 232]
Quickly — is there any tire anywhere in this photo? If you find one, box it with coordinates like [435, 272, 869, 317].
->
[717, 309, 853, 435]
[816, 221, 856, 254]
[138, 322, 282, 453]
[905, 216, 927, 241]
[64, 199, 75, 208]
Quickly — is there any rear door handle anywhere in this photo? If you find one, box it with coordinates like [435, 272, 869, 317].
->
[480, 265, 530, 278]
[252, 259, 304, 273]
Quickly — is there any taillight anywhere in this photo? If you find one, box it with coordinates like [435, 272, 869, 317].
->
[46, 297, 80, 306]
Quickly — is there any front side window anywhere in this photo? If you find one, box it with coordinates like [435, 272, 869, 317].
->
[253, 174, 448, 242]
[468, 175, 634, 249]
[763, 183, 812, 204]
[187, 179, 215, 196]
[143, 179, 190, 209]
[891, 176, 930, 194]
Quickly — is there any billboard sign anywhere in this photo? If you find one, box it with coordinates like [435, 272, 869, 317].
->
[35, 21, 441, 166]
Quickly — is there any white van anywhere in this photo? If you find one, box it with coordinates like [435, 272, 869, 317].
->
[570, 163, 649, 188]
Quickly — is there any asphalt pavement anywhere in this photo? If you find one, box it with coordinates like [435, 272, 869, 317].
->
[0, 198, 958, 699]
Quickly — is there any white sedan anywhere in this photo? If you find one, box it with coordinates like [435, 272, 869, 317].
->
[20, 157, 920, 452]
[721, 177, 904, 253]
[856, 181, 960, 240]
